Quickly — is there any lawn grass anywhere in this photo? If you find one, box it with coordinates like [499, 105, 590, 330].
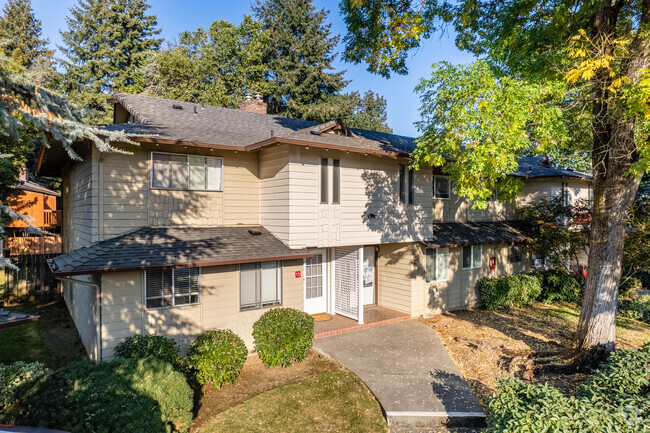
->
[194, 370, 388, 433]
[0, 300, 86, 369]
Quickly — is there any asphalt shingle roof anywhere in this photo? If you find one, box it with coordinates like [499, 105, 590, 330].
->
[512, 156, 592, 180]
[48, 226, 312, 276]
[425, 221, 530, 248]
[107, 93, 416, 155]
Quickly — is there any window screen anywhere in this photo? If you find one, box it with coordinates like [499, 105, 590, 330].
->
[151, 152, 222, 191]
[240, 261, 282, 310]
[426, 248, 449, 282]
[332, 159, 340, 204]
[145, 268, 200, 309]
[463, 246, 472, 269]
[320, 158, 328, 204]
[434, 176, 450, 199]
[408, 168, 414, 204]
[472, 245, 482, 268]
[399, 165, 405, 203]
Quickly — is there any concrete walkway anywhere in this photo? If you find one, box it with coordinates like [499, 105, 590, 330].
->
[314, 320, 486, 429]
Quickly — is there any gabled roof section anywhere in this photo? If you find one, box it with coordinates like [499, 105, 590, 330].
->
[425, 222, 530, 248]
[14, 180, 60, 197]
[301, 119, 356, 137]
[511, 156, 592, 180]
[48, 225, 312, 276]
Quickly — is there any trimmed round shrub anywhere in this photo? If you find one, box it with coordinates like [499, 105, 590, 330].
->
[114, 334, 181, 368]
[185, 329, 247, 386]
[538, 269, 582, 304]
[3, 357, 193, 433]
[0, 362, 47, 412]
[253, 307, 314, 368]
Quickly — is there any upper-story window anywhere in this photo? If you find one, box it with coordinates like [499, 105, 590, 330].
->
[399, 165, 414, 205]
[151, 152, 223, 191]
[462, 244, 482, 269]
[145, 267, 201, 309]
[320, 158, 340, 204]
[433, 176, 450, 199]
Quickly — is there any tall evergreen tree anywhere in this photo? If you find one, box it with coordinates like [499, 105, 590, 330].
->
[58, 0, 162, 122]
[252, 0, 347, 118]
[0, 0, 51, 69]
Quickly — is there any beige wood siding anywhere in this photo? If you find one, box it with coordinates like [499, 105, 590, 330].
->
[286, 146, 433, 248]
[98, 145, 259, 240]
[99, 259, 304, 360]
[259, 145, 291, 243]
[61, 146, 97, 251]
[377, 243, 416, 314]
[62, 277, 99, 360]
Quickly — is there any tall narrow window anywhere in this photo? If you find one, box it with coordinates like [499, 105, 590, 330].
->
[320, 158, 328, 204]
[425, 247, 449, 282]
[399, 165, 406, 203]
[332, 159, 340, 204]
[408, 168, 414, 205]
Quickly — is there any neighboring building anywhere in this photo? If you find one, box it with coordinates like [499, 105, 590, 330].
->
[4, 169, 62, 255]
[36, 93, 592, 361]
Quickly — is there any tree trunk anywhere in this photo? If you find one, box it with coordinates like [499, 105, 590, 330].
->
[575, 0, 650, 368]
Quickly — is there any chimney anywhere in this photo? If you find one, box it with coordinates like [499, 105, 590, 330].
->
[239, 92, 267, 114]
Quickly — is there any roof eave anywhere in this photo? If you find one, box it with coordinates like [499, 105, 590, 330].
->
[246, 136, 410, 158]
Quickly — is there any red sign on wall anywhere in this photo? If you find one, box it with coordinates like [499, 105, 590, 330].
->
[295, 271, 302, 278]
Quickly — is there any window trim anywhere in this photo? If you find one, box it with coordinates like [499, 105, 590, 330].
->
[425, 247, 449, 283]
[332, 159, 340, 204]
[399, 164, 406, 204]
[150, 151, 224, 191]
[144, 267, 202, 310]
[408, 168, 414, 205]
[320, 158, 329, 204]
[433, 175, 450, 200]
[239, 261, 284, 311]
[462, 244, 483, 270]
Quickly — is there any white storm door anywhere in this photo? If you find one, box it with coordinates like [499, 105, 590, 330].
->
[304, 250, 327, 314]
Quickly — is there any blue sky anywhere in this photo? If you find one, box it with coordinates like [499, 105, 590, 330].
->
[3, 0, 475, 136]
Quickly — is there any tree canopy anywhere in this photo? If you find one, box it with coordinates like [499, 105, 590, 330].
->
[57, 0, 162, 122]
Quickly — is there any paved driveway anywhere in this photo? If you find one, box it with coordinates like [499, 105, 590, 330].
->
[314, 320, 485, 429]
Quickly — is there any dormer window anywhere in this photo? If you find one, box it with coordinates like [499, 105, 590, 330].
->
[151, 152, 223, 191]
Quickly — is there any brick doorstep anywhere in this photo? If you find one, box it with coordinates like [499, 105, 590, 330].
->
[314, 315, 410, 339]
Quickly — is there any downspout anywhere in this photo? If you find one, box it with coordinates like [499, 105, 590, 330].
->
[56, 276, 102, 362]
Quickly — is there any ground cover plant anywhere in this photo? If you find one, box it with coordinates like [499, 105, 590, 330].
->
[185, 329, 247, 386]
[1, 357, 193, 433]
[253, 307, 314, 368]
[0, 361, 47, 409]
[487, 344, 650, 432]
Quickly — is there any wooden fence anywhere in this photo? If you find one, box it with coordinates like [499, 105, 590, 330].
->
[1, 254, 61, 304]
[5, 236, 61, 256]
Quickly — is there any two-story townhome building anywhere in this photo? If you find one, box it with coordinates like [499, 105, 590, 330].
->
[36, 93, 592, 361]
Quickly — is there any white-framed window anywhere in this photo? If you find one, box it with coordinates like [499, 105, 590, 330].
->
[462, 244, 482, 269]
[433, 175, 450, 199]
[151, 151, 223, 191]
[508, 243, 524, 263]
[425, 247, 449, 282]
[240, 261, 283, 311]
[145, 267, 201, 309]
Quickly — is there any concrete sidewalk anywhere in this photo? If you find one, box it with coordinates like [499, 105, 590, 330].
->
[314, 320, 485, 429]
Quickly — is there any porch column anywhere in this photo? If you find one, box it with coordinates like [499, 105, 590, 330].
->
[358, 246, 364, 324]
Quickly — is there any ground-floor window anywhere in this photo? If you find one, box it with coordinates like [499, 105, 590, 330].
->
[462, 244, 482, 269]
[426, 247, 449, 282]
[145, 267, 201, 309]
[240, 261, 283, 311]
[508, 243, 524, 263]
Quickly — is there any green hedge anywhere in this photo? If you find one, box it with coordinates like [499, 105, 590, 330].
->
[620, 277, 643, 299]
[114, 334, 181, 368]
[2, 357, 193, 433]
[253, 307, 314, 368]
[536, 269, 582, 304]
[0, 362, 47, 410]
[486, 343, 650, 432]
[618, 295, 650, 324]
[478, 274, 542, 310]
[185, 329, 247, 386]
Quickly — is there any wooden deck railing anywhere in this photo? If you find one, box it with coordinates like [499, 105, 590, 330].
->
[43, 210, 61, 227]
[5, 236, 62, 256]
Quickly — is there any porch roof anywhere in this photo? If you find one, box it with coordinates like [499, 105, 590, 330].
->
[425, 221, 530, 248]
[48, 225, 312, 276]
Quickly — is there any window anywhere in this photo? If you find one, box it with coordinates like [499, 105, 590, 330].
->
[408, 168, 414, 205]
[240, 261, 282, 311]
[145, 267, 200, 309]
[320, 158, 328, 204]
[433, 176, 450, 199]
[508, 244, 524, 263]
[151, 152, 222, 191]
[332, 159, 340, 204]
[399, 165, 406, 203]
[426, 247, 449, 282]
[462, 244, 482, 269]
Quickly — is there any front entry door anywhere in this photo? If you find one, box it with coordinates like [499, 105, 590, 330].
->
[304, 249, 327, 314]
[363, 246, 376, 305]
